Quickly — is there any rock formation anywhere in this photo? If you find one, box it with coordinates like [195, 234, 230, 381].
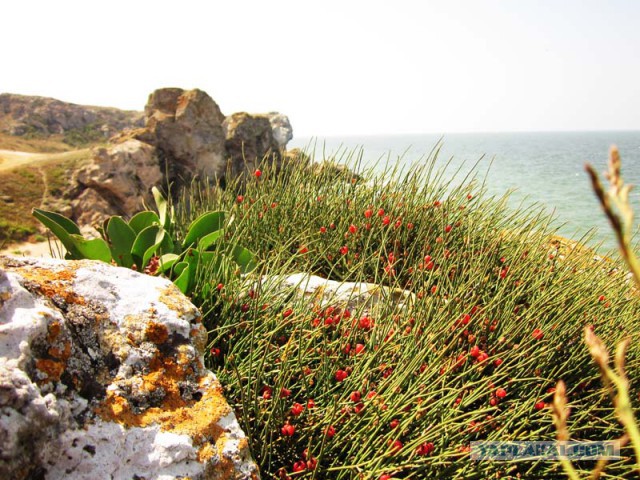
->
[133, 88, 228, 181]
[0, 256, 259, 479]
[71, 139, 162, 225]
[67, 88, 294, 225]
[0, 93, 143, 139]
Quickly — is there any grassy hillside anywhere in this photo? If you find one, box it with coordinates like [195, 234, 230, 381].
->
[0, 148, 93, 244]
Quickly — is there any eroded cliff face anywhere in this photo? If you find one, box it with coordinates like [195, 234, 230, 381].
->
[0, 256, 259, 480]
[0, 93, 144, 139]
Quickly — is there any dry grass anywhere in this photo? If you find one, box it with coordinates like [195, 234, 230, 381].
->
[0, 150, 92, 245]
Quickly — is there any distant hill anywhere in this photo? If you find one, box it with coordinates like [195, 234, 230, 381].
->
[0, 93, 144, 150]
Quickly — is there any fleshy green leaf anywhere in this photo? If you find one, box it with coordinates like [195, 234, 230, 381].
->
[131, 225, 164, 269]
[32, 208, 82, 258]
[152, 187, 172, 232]
[182, 211, 225, 249]
[128, 211, 161, 234]
[172, 262, 191, 294]
[68, 234, 112, 263]
[198, 230, 223, 251]
[157, 253, 180, 274]
[106, 216, 136, 267]
[231, 245, 258, 273]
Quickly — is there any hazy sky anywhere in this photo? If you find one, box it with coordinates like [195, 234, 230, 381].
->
[3, 0, 639, 136]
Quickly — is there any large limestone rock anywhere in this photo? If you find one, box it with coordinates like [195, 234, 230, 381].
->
[70, 139, 162, 226]
[136, 88, 227, 181]
[0, 256, 259, 480]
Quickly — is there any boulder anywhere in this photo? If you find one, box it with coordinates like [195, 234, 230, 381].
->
[265, 113, 293, 150]
[223, 113, 276, 177]
[136, 88, 227, 182]
[257, 273, 414, 313]
[0, 256, 259, 480]
[71, 139, 162, 225]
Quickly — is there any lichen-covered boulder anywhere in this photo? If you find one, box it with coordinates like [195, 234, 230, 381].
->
[0, 256, 259, 480]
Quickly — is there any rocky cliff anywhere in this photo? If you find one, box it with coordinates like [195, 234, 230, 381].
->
[0, 93, 144, 144]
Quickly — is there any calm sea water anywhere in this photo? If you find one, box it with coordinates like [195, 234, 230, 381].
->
[290, 131, 640, 253]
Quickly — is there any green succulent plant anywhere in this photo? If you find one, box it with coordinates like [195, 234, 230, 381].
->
[32, 187, 257, 295]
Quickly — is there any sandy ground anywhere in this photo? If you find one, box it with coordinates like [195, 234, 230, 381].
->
[0, 148, 90, 172]
[0, 240, 62, 258]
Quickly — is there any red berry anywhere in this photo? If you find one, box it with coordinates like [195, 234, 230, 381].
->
[377, 208, 385, 217]
[319, 226, 327, 233]
[335, 369, 348, 382]
[293, 460, 306, 472]
[470, 345, 480, 358]
[417, 441, 435, 456]
[254, 169, 262, 178]
[380, 475, 393, 480]
[236, 195, 244, 203]
[349, 224, 358, 234]
[355, 343, 365, 354]
[495, 388, 507, 398]
[307, 398, 316, 409]
[291, 402, 304, 416]
[261, 386, 272, 400]
[325, 425, 336, 438]
[298, 246, 309, 254]
[382, 215, 391, 225]
[364, 208, 373, 218]
[282, 308, 293, 318]
[489, 397, 498, 406]
[535, 401, 546, 410]
[389, 418, 399, 429]
[340, 245, 349, 255]
[350, 390, 362, 402]
[281, 422, 295, 436]
[216, 283, 224, 291]
[532, 328, 544, 340]
[390, 440, 403, 453]
[210, 347, 221, 357]
[445, 225, 452, 233]
[493, 358, 503, 367]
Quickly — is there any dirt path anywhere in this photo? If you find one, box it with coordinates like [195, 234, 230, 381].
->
[0, 148, 91, 172]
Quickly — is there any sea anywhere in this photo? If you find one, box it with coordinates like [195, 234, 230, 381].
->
[289, 131, 640, 254]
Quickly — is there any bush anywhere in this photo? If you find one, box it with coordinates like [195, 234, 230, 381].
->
[172, 150, 640, 479]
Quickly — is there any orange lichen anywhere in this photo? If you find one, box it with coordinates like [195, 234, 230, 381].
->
[47, 321, 62, 343]
[47, 341, 71, 361]
[36, 358, 65, 381]
[8, 263, 85, 305]
[145, 322, 169, 344]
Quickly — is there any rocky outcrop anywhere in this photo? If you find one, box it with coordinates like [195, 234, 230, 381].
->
[133, 88, 228, 181]
[70, 139, 162, 225]
[265, 113, 293, 150]
[223, 112, 293, 178]
[0, 93, 143, 139]
[0, 256, 259, 480]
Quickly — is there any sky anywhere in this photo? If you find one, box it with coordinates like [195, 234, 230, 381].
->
[2, 0, 640, 136]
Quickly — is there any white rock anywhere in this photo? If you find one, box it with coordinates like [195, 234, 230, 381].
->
[0, 256, 259, 480]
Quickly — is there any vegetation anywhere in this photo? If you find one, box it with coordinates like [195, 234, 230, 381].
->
[0, 149, 92, 244]
[33, 147, 640, 478]
[551, 147, 640, 480]
[33, 187, 257, 295]
[181, 150, 640, 478]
